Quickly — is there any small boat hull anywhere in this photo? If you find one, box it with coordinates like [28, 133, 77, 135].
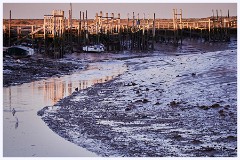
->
[6, 45, 34, 58]
[83, 44, 105, 53]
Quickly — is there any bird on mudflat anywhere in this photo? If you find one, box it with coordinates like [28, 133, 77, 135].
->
[12, 108, 16, 116]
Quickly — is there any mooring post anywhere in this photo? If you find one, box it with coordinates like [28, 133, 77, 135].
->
[127, 13, 129, 27]
[173, 9, 177, 45]
[190, 26, 192, 40]
[68, 9, 73, 53]
[211, 9, 215, 41]
[173, 9, 175, 30]
[9, 10, 11, 47]
[31, 25, 34, 49]
[96, 13, 99, 44]
[111, 13, 114, 34]
[142, 13, 145, 50]
[131, 12, 135, 50]
[133, 12, 135, 27]
[147, 14, 150, 50]
[152, 13, 155, 50]
[208, 18, 211, 41]
[227, 9, 230, 41]
[118, 13, 120, 33]
[78, 11, 81, 44]
[43, 16, 46, 54]
[118, 13, 121, 50]
[180, 9, 183, 45]
[61, 11, 65, 58]
[86, 10, 88, 44]
[17, 26, 20, 41]
[83, 11, 85, 45]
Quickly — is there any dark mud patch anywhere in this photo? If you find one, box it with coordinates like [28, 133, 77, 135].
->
[3, 56, 85, 87]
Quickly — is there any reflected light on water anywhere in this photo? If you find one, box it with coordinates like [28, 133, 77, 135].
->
[3, 60, 126, 156]
[42, 75, 115, 105]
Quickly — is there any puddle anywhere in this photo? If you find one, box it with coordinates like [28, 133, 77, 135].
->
[3, 60, 127, 157]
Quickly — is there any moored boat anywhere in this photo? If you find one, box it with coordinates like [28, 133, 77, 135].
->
[6, 45, 34, 58]
[82, 44, 105, 53]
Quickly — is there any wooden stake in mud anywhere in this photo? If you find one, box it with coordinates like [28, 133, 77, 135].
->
[31, 25, 34, 49]
[180, 9, 183, 45]
[133, 12, 135, 27]
[142, 13, 145, 50]
[131, 12, 135, 50]
[78, 11, 81, 44]
[83, 11, 85, 45]
[127, 13, 129, 27]
[69, 4, 73, 53]
[208, 18, 211, 41]
[173, 9, 177, 45]
[86, 10, 88, 44]
[9, 10, 11, 47]
[152, 13, 155, 50]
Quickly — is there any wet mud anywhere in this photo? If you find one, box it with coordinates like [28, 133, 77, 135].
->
[37, 40, 237, 157]
[3, 56, 85, 87]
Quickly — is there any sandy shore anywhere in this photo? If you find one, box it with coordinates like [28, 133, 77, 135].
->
[37, 40, 237, 156]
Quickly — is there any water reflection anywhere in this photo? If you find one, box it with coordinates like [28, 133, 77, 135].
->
[42, 75, 115, 104]
[3, 60, 126, 156]
[4, 61, 126, 130]
[15, 117, 19, 129]
[4, 61, 125, 110]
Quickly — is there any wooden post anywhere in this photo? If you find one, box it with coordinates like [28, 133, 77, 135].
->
[31, 25, 34, 49]
[152, 13, 155, 50]
[173, 9, 177, 45]
[208, 18, 211, 41]
[43, 16, 46, 54]
[133, 12, 135, 27]
[190, 26, 192, 40]
[173, 9, 175, 30]
[111, 13, 114, 34]
[70, 7, 73, 53]
[200, 29, 203, 40]
[220, 9, 222, 27]
[53, 11, 56, 38]
[127, 13, 129, 27]
[180, 9, 182, 45]
[227, 9, 230, 41]
[9, 10, 11, 47]
[17, 26, 20, 41]
[106, 12, 108, 25]
[78, 11, 81, 43]
[61, 11, 65, 58]
[165, 29, 167, 43]
[118, 13, 120, 32]
[83, 11, 85, 45]
[86, 10, 88, 44]
[96, 13, 99, 44]
[216, 9, 218, 20]
[180, 9, 182, 29]
[118, 13, 121, 50]
[142, 13, 145, 50]
[153, 13, 156, 38]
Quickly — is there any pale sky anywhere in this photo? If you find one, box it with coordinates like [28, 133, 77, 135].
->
[2, 2, 237, 19]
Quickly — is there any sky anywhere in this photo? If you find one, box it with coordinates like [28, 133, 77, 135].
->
[2, 2, 237, 19]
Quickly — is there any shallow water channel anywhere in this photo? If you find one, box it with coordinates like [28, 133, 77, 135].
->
[3, 60, 127, 157]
